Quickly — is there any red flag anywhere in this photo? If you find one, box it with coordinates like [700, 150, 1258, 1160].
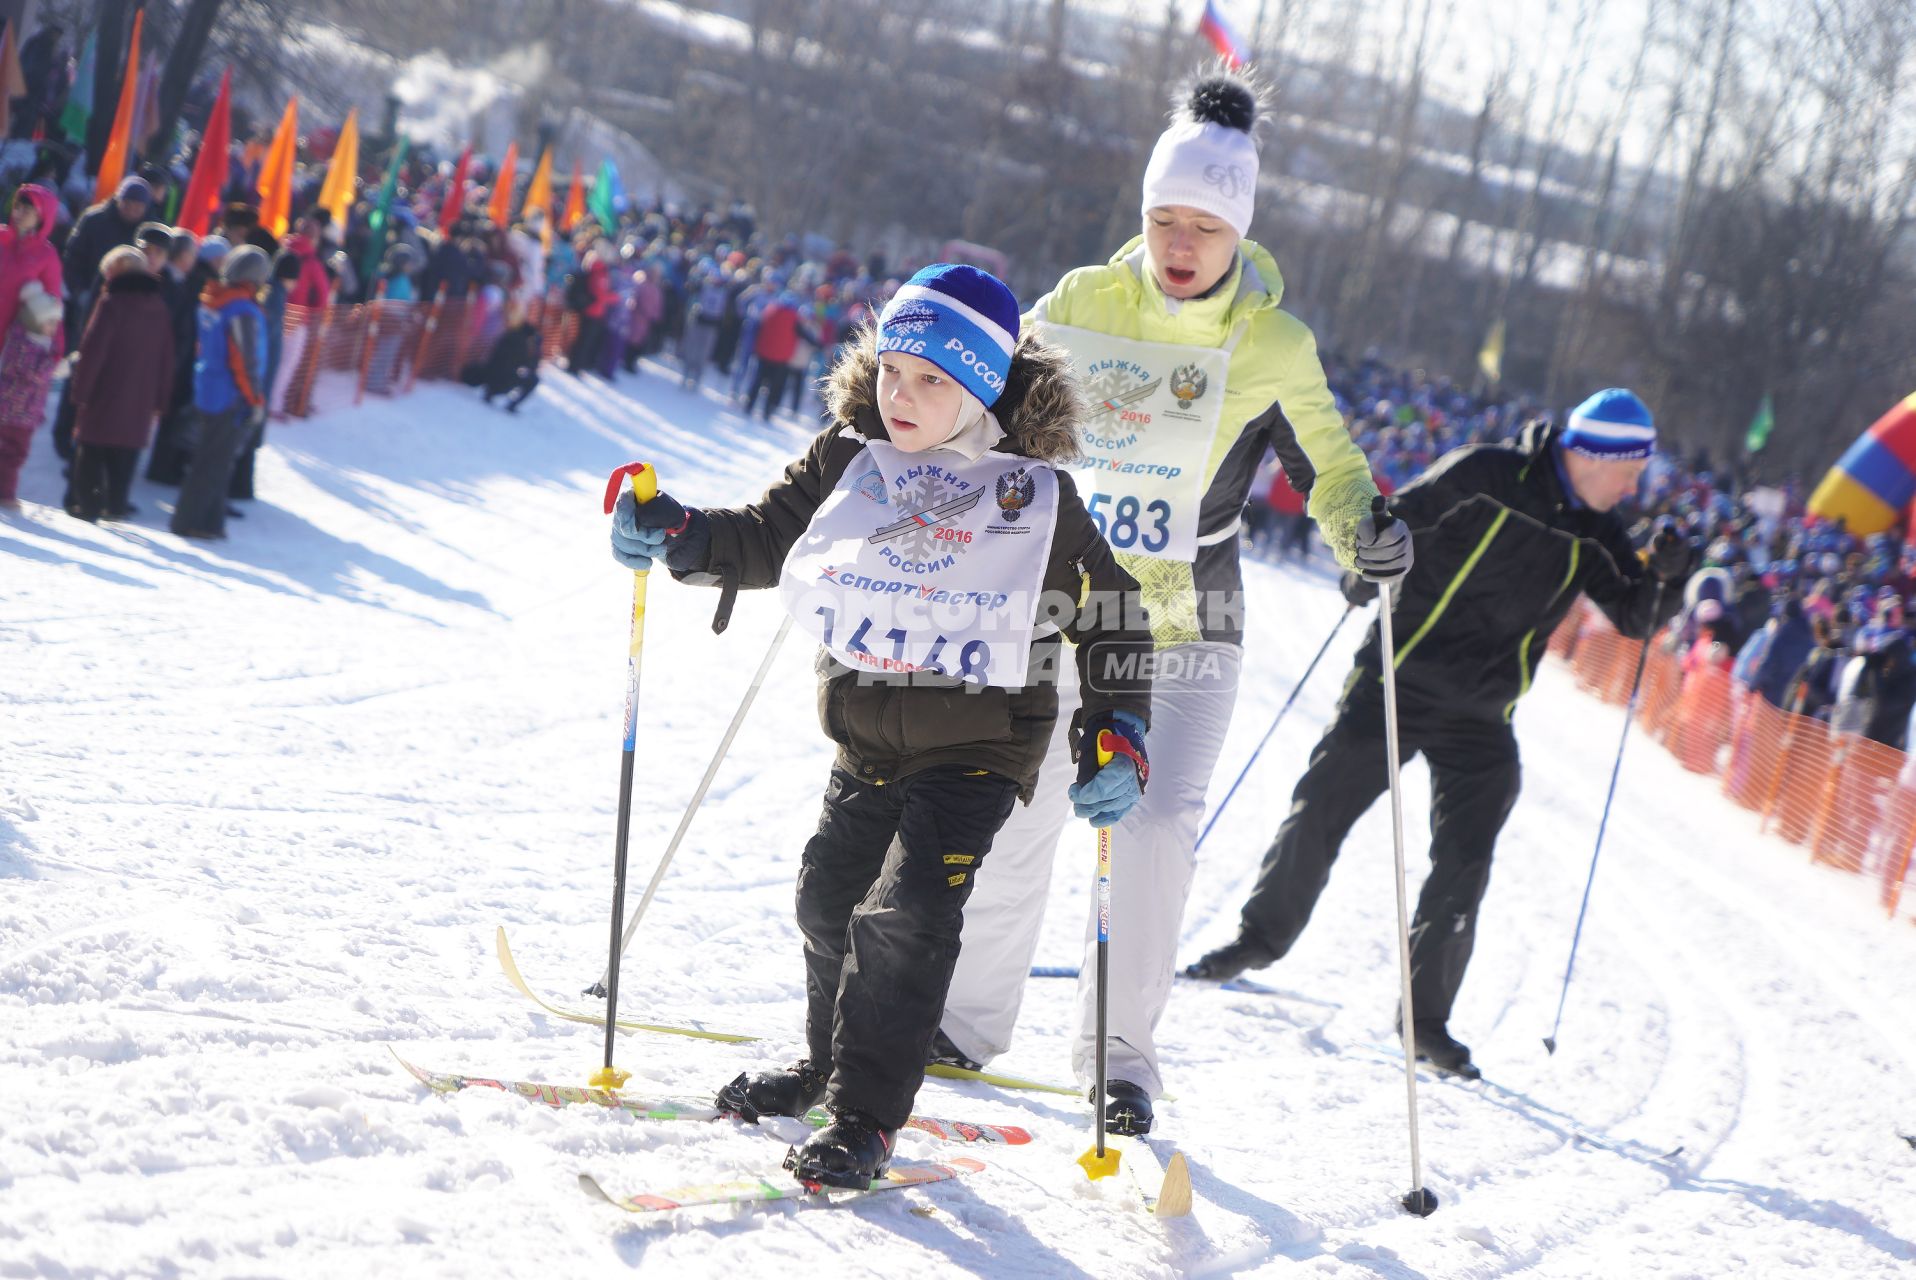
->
[437, 145, 472, 230]
[177, 68, 232, 236]
[93, 8, 145, 203]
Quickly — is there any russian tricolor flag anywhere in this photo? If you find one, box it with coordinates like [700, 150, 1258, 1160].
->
[1198, 0, 1248, 69]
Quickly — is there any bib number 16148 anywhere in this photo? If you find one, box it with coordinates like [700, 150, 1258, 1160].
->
[1087, 492, 1172, 553]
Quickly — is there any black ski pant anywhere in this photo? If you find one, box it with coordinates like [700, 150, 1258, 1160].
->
[744, 361, 790, 419]
[797, 764, 1018, 1130]
[64, 443, 138, 520]
[1235, 682, 1522, 1028]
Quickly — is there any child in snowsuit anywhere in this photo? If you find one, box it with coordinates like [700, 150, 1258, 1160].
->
[478, 304, 541, 412]
[608, 265, 1154, 1187]
[172, 246, 269, 540]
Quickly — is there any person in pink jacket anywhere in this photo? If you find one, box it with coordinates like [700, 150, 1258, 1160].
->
[0, 184, 65, 508]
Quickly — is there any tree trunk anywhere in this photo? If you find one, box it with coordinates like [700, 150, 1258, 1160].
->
[86, 0, 133, 180]
[146, 0, 222, 167]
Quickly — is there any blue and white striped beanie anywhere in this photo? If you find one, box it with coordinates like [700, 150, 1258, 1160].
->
[1562, 388, 1656, 461]
[876, 264, 1020, 409]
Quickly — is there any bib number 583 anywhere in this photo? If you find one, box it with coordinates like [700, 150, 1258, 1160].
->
[1087, 492, 1172, 553]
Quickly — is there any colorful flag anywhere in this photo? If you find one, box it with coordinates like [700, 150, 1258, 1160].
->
[1198, 0, 1247, 69]
[587, 158, 623, 234]
[92, 8, 146, 203]
[0, 22, 26, 139]
[1745, 392, 1775, 455]
[487, 141, 519, 226]
[1477, 317, 1505, 386]
[359, 135, 411, 286]
[61, 31, 95, 144]
[256, 97, 299, 238]
[319, 107, 361, 229]
[131, 54, 162, 153]
[560, 158, 584, 233]
[521, 145, 553, 223]
[176, 68, 233, 236]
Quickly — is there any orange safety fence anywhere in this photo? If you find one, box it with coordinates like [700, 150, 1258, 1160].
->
[260, 287, 580, 416]
[1559, 599, 1916, 924]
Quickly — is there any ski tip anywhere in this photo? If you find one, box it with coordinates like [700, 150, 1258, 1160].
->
[578, 1172, 616, 1203]
[1401, 1186, 1439, 1217]
[1154, 1151, 1194, 1218]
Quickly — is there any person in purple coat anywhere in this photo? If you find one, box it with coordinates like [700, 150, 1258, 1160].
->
[64, 247, 173, 522]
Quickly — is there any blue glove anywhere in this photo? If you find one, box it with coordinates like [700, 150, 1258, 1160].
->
[1069, 710, 1149, 828]
[610, 489, 706, 572]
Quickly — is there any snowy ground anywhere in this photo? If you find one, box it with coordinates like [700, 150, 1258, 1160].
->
[4, 364, 1914, 1279]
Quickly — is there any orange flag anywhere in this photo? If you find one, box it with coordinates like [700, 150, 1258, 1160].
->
[177, 68, 232, 236]
[0, 22, 27, 138]
[256, 97, 299, 238]
[318, 107, 360, 228]
[92, 8, 145, 203]
[521, 146, 553, 222]
[487, 141, 519, 225]
[560, 158, 584, 234]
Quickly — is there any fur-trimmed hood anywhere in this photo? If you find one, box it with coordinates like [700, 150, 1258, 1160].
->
[824, 325, 1084, 465]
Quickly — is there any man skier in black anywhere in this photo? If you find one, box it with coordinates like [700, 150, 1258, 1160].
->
[1184, 388, 1691, 1078]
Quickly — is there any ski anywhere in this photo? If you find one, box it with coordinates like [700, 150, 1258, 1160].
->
[394, 1051, 1031, 1145]
[495, 925, 757, 1043]
[924, 1061, 1080, 1097]
[1031, 964, 1340, 1005]
[1111, 1134, 1194, 1219]
[578, 1156, 986, 1213]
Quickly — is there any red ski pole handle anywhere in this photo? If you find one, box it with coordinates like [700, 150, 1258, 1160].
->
[603, 461, 658, 514]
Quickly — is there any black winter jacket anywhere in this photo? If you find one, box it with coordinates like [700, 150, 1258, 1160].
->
[673, 333, 1154, 800]
[1343, 421, 1682, 724]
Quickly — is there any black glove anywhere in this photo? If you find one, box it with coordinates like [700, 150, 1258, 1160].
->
[1355, 495, 1413, 582]
[1647, 517, 1694, 584]
[610, 490, 710, 573]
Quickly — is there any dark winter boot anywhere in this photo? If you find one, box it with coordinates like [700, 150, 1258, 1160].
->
[1408, 1021, 1481, 1081]
[1102, 1079, 1154, 1136]
[1182, 936, 1274, 983]
[784, 1109, 895, 1190]
[714, 1060, 829, 1123]
[927, 1029, 982, 1073]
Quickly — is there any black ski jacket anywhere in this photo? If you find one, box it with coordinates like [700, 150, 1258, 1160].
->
[1341, 421, 1682, 724]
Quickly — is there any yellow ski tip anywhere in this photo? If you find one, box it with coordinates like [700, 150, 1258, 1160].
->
[1078, 1146, 1122, 1181]
[1154, 1151, 1193, 1218]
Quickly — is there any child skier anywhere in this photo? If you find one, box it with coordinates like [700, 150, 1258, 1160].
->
[608, 264, 1154, 1187]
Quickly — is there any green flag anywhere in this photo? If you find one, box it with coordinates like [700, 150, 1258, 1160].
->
[1746, 392, 1775, 454]
[360, 135, 411, 288]
[587, 158, 623, 235]
[60, 31, 94, 144]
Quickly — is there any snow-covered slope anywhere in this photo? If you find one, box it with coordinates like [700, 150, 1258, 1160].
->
[3, 366, 1912, 1278]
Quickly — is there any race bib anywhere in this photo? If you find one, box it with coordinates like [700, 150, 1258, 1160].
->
[1038, 323, 1234, 561]
[779, 438, 1059, 687]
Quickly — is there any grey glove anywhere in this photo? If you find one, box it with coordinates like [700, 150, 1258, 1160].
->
[1647, 517, 1695, 584]
[1355, 496, 1413, 582]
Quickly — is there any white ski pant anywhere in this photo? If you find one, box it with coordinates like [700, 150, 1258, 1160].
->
[940, 641, 1241, 1097]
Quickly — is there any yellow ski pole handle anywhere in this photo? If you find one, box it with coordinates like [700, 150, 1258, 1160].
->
[1080, 731, 1122, 1181]
[595, 460, 662, 1091]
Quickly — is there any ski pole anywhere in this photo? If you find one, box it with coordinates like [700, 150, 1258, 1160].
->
[590, 460, 658, 1091]
[1195, 604, 1356, 852]
[1078, 732, 1121, 1181]
[587, 614, 794, 996]
[1373, 496, 1437, 1217]
[1543, 582, 1665, 1055]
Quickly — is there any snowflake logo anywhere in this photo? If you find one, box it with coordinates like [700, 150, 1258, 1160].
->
[894, 475, 972, 562]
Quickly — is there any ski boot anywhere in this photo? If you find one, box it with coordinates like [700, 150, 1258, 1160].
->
[715, 1060, 829, 1123]
[1181, 936, 1273, 983]
[1102, 1079, 1154, 1136]
[784, 1109, 895, 1190]
[1408, 1021, 1481, 1081]
[927, 1029, 982, 1073]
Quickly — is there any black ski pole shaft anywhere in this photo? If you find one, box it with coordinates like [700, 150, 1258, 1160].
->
[592, 461, 660, 1090]
[1195, 604, 1355, 852]
[1544, 583, 1665, 1056]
